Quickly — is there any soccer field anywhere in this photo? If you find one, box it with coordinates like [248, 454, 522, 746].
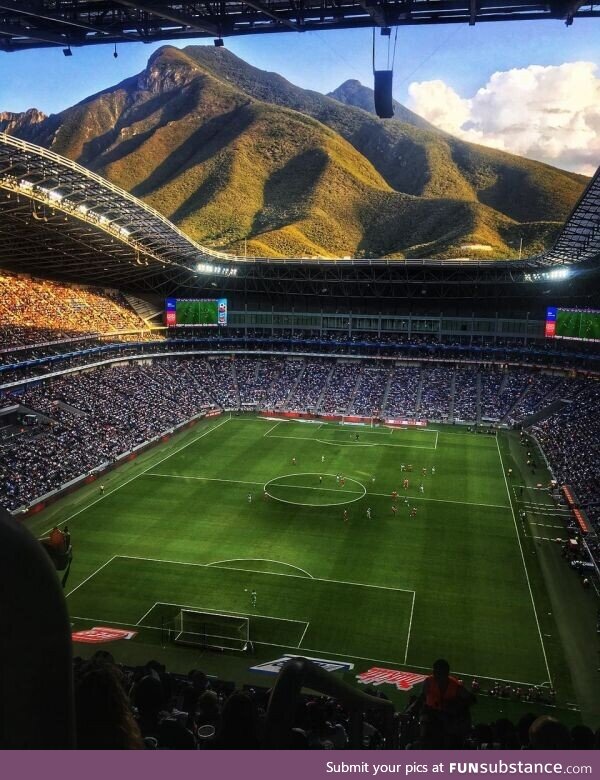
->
[50, 414, 559, 688]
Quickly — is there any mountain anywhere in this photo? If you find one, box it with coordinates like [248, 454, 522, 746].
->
[3, 45, 587, 259]
[327, 79, 437, 132]
[0, 108, 47, 138]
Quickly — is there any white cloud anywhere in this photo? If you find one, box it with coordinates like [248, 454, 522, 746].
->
[408, 62, 600, 176]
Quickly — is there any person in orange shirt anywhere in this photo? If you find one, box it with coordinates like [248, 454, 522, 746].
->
[412, 659, 476, 747]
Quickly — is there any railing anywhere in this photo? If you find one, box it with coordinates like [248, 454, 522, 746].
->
[263, 657, 397, 749]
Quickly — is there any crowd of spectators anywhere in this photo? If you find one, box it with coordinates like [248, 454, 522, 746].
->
[533, 381, 600, 535]
[418, 367, 452, 420]
[0, 355, 596, 513]
[67, 653, 599, 750]
[287, 360, 331, 411]
[384, 366, 420, 417]
[452, 367, 478, 422]
[350, 365, 389, 417]
[319, 363, 361, 415]
[507, 376, 572, 425]
[264, 359, 304, 409]
[0, 271, 147, 350]
[0, 361, 221, 510]
[1, 327, 597, 389]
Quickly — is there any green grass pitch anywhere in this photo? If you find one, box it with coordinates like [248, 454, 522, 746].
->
[52, 415, 558, 688]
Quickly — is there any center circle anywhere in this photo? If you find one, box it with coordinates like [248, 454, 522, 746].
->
[263, 472, 367, 507]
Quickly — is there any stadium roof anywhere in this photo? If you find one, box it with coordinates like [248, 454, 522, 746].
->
[0, 0, 598, 52]
[0, 132, 598, 304]
[0, 132, 238, 290]
[541, 165, 600, 267]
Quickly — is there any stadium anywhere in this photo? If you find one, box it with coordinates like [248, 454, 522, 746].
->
[0, 1, 599, 753]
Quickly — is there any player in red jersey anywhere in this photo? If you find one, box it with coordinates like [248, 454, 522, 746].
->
[403, 478, 409, 490]
[391, 490, 398, 502]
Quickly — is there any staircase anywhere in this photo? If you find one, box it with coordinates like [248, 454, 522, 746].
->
[316, 363, 336, 413]
[521, 399, 571, 428]
[414, 368, 425, 415]
[283, 362, 305, 409]
[123, 294, 163, 325]
[345, 367, 363, 415]
[58, 400, 87, 417]
[501, 386, 530, 425]
[380, 368, 394, 416]
[448, 369, 457, 422]
[231, 361, 241, 407]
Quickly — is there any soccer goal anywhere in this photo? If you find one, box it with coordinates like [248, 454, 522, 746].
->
[172, 609, 250, 652]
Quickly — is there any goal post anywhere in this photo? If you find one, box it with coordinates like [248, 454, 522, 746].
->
[172, 609, 250, 652]
[339, 415, 376, 428]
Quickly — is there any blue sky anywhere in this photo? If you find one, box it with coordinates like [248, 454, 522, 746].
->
[1, 21, 599, 173]
[0, 21, 598, 115]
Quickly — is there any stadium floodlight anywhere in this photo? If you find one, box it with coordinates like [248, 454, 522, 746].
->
[196, 262, 238, 277]
[523, 266, 571, 283]
[548, 268, 571, 280]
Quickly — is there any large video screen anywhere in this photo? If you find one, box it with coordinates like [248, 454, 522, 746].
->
[165, 298, 227, 327]
[545, 307, 600, 342]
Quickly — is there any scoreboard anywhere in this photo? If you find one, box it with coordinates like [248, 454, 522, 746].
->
[165, 298, 227, 327]
[546, 307, 600, 342]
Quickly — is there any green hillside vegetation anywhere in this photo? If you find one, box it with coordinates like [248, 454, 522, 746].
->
[10, 44, 587, 259]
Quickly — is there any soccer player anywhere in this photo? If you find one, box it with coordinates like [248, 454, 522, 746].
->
[391, 505, 397, 516]
[391, 490, 398, 502]
[343, 510, 348, 523]
[355, 433, 359, 441]
[319, 475, 323, 484]
[410, 507, 418, 518]
[292, 457, 297, 466]
[366, 507, 372, 520]
[251, 590, 257, 608]
[419, 483, 424, 494]
[99, 484, 105, 494]
[508, 468, 513, 477]
[431, 466, 436, 476]
[403, 478, 409, 490]
[247, 493, 252, 503]
[321, 455, 325, 463]
[371, 476, 376, 484]
[336, 474, 340, 484]
[340, 477, 346, 487]
[263, 489, 268, 500]
[422, 467, 427, 477]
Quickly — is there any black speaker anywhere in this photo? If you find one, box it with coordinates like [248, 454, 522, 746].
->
[374, 70, 394, 119]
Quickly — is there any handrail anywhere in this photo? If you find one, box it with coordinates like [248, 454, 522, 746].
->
[263, 657, 397, 749]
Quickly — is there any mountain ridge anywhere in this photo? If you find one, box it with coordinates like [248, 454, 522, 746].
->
[1, 45, 587, 259]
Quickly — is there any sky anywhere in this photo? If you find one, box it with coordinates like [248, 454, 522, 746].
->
[0, 20, 599, 174]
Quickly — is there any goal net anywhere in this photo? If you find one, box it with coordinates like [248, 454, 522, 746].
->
[172, 609, 250, 652]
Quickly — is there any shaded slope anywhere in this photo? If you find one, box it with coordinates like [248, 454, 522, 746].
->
[5, 45, 585, 259]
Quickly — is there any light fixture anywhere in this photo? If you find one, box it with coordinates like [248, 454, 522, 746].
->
[113, 44, 118, 59]
[63, 45, 72, 57]
[214, 38, 224, 47]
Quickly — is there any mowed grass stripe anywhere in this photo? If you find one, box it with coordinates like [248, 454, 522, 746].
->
[67, 556, 414, 662]
[55, 415, 550, 684]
